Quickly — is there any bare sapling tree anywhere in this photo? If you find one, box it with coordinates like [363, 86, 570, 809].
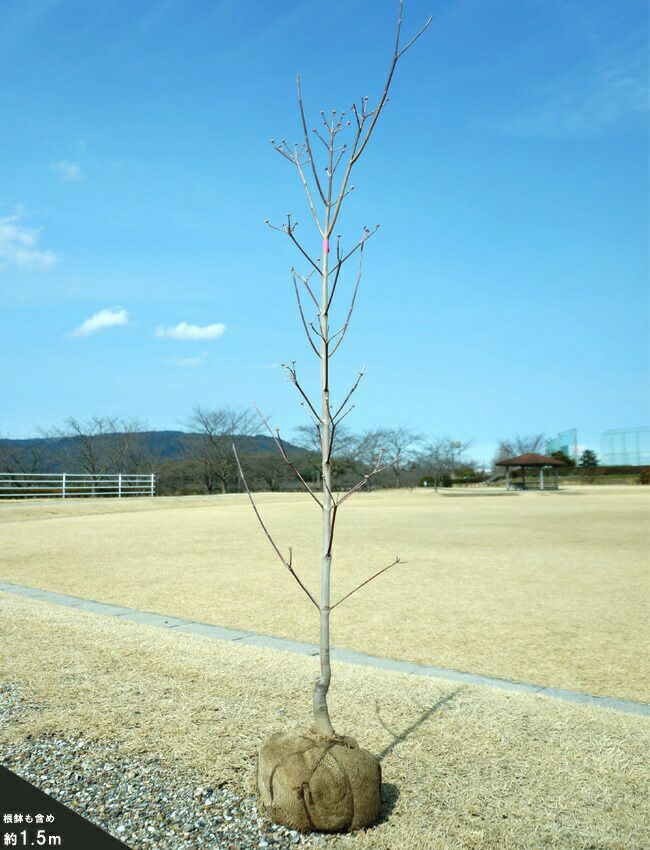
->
[233, 2, 431, 834]
[189, 406, 256, 493]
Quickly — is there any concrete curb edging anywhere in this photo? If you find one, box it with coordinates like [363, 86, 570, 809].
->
[1, 580, 648, 718]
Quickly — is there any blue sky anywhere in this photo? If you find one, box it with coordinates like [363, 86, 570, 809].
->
[1, 0, 648, 463]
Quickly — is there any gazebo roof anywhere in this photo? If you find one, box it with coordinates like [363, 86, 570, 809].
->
[497, 452, 566, 467]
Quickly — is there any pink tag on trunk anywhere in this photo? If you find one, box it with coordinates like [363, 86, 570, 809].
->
[323, 237, 329, 255]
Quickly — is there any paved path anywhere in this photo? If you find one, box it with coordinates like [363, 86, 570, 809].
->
[2, 580, 648, 718]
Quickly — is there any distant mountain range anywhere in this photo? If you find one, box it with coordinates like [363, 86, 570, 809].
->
[0, 430, 304, 472]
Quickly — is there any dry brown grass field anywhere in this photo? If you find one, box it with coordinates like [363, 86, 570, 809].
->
[0, 486, 648, 701]
[1, 487, 649, 848]
[1, 593, 649, 850]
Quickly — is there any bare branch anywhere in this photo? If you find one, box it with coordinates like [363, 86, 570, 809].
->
[326, 503, 338, 557]
[283, 361, 321, 424]
[299, 400, 322, 429]
[325, 3, 432, 235]
[326, 114, 335, 208]
[233, 444, 318, 608]
[332, 403, 355, 429]
[326, 421, 336, 466]
[292, 267, 319, 309]
[267, 214, 322, 279]
[322, 470, 336, 504]
[326, 120, 364, 236]
[330, 241, 365, 355]
[352, 4, 432, 167]
[293, 147, 324, 235]
[326, 236, 344, 313]
[285, 217, 321, 274]
[327, 225, 379, 288]
[331, 146, 347, 176]
[297, 75, 327, 205]
[397, 13, 433, 59]
[292, 272, 321, 357]
[271, 140, 297, 163]
[332, 368, 365, 421]
[309, 321, 325, 341]
[312, 128, 330, 149]
[331, 557, 402, 609]
[337, 451, 399, 505]
[264, 219, 287, 232]
[253, 404, 323, 508]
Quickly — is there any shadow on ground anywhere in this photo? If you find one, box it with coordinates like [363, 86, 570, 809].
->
[376, 688, 461, 762]
[374, 688, 461, 825]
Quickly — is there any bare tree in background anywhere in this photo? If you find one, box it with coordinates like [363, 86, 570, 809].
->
[253, 454, 293, 492]
[345, 428, 389, 491]
[45, 416, 149, 477]
[233, 1, 431, 747]
[0, 437, 47, 475]
[293, 422, 356, 487]
[380, 427, 422, 488]
[494, 433, 547, 468]
[0, 436, 48, 491]
[189, 406, 256, 494]
[420, 437, 472, 490]
[292, 423, 323, 456]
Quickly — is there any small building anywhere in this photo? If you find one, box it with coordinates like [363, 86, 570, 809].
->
[496, 452, 567, 491]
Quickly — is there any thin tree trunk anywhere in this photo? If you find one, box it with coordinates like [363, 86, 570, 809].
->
[312, 233, 335, 738]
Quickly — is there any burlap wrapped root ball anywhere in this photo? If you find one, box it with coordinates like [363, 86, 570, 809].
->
[258, 731, 381, 833]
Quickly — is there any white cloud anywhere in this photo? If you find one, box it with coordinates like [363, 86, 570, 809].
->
[0, 212, 57, 271]
[71, 307, 129, 337]
[155, 321, 226, 341]
[50, 160, 83, 182]
[168, 352, 208, 367]
[487, 37, 648, 139]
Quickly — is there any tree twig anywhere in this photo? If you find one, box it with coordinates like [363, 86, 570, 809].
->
[297, 75, 327, 206]
[286, 218, 321, 274]
[327, 2, 432, 233]
[330, 242, 365, 355]
[291, 272, 321, 357]
[332, 368, 365, 421]
[292, 267, 320, 310]
[326, 225, 379, 304]
[331, 557, 402, 609]
[293, 147, 323, 235]
[351, 3, 432, 167]
[283, 362, 321, 424]
[253, 404, 323, 508]
[233, 444, 319, 608]
[332, 403, 355, 429]
[337, 451, 398, 505]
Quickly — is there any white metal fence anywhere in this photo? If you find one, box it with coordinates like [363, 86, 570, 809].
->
[0, 472, 156, 499]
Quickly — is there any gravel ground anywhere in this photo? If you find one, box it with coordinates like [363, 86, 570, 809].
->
[0, 685, 331, 850]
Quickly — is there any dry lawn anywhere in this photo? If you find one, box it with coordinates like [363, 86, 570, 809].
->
[1, 592, 648, 850]
[0, 487, 648, 701]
